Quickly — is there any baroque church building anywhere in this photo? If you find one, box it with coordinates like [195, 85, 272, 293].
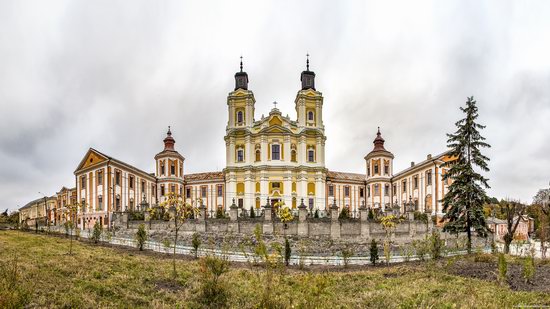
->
[68, 58, 452, 229]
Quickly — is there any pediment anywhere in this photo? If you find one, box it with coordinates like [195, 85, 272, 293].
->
[75, 148, 108, 172]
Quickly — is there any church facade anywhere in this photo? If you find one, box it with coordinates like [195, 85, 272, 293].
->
[64, 58, 452, 229]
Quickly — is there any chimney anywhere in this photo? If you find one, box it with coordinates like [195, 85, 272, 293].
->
[427, 154, 432, 160]
[410, 161, 415, 167]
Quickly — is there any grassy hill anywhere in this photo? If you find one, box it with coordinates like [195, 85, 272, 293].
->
[1, 231, 549, 308]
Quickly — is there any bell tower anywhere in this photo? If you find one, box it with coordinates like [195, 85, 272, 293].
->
[295, 54, 323, 131]
[155, 127, 185, 202]
[227, 57, 255, 129]
[365, 127, 394, 211]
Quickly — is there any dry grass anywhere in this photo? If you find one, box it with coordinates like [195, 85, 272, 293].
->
[1, 230, 549, 308]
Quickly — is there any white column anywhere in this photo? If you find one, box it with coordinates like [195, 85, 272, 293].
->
[283, 173, 292, 208]
[315, 174, 325, 210]
[244, 172, 253, 210]
[298, 136, 306, 165]
[226, 174, 237, 208]
[261, 136, 268, 162]
[260, 173, 269, 204]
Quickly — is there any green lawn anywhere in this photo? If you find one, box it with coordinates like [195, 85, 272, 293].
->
[1, 230, 549, 308]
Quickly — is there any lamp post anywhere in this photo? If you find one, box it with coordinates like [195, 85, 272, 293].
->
[38, 192, 49, 231]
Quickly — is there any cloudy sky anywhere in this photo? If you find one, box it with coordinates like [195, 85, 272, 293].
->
[1, 0, 550, 211]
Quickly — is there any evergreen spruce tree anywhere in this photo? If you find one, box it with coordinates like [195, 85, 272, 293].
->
[442, 96, 490, 253]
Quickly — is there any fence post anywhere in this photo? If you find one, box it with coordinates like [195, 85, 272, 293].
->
[330, 202, 340, 239]
[298, 199, 308, 236]
[263, 198, 273, 235]
[197, 204, 207, 233]
[228, 199, 239, 233]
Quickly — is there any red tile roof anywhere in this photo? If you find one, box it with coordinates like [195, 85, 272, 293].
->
[327, 171, 366, 182]
[185, 171, 224, 183]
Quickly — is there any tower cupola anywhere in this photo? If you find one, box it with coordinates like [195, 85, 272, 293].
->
[163, 126, 175, 151]
[300, 53, 315, 90]
[234, 56, 249, 90]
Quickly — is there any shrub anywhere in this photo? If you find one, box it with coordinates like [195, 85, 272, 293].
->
[341, 246, 354, 268]
[192, 232, 201, 259]
[497, 253, 507, 285]
[314, 209, 319, 218]
[429, 230, 444, 260]
[400, 244, 414, 262]
[339, 207, 350, 219]
[284, 237, 291, 266]
[216, 208, 226, 219]
[413, 211, 428, 224]
[522, 256, 535, 284]
[135, 224, 147, 251]
[368, 209, 375, 220]
[413, 238, 429, 261]
[0, 255, 30, 308]
[383, 241, 392, 265]
[91, 222, 102, 244]
[370, 239, 379, 266]
[196, 255, 230, 308]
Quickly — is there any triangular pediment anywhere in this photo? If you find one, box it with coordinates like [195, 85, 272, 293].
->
[75, 148, 109, 173]
[268, 115, 283, 126]
[259, 124, 293, 134]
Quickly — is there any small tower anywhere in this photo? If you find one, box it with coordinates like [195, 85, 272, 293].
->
[234, 56, 248, 90]
[364, 127, 394, 211]
[227, 56, 256, 128]
[295, 54, 324, 130]
[300, 53, 315, 90]
[155, 127, 185, 203]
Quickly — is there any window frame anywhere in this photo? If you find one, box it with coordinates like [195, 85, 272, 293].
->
[271, 144, 281, 160]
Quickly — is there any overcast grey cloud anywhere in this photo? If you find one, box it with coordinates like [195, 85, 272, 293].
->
[1, 0, 550, 211]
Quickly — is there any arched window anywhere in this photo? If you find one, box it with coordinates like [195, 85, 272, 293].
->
[308, 111, 314, 121]
[291, 150, 297, 162]
[237, 110, 244, 124]
[255, 150, 261, 162]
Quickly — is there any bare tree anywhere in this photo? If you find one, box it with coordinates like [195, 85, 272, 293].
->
[533, 188, 550, 258]
[501, 199, 526, 254]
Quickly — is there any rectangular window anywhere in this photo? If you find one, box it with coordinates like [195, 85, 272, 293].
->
[115, 171, 121, 186]
[238, 198, 244, 208]
[171, 163, 175, 175]
[427, 171, 432, 185]
[308, 198, 314, 209]
[97, 171, 103, 185]
[160, 186, 165, 196]
[115, 197, 120, 210]
[271, 144, 280, 160]
[328, 185, 334, 197]
[217, 185, 223, 197]
[237, 149, 244, 162]
[152, 184, 156, 197]
[186, 187, 191, 198]
[360, 187, 364, 198]
[344, 186, 350, 197]
[367, 186, 371, 197]
[393, 184, 397, 194]
[385, 184, 390, 196]
[308, 150, 315, 162]
[160, 163, 165, 175]
[81, 175, 86, 190]
[171, 185, 176, 193]
[201, 186, 207, 198]
[129, 175, 134, 189]
[414, 176, 418, 189]
[384, 165, 389, 175]
[130, 200, 134, 211]
[98, 196, 103, 210]
[374, 164, 379, 174]
[374, 184, 380, 195]
[141, 181, 145, 193]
